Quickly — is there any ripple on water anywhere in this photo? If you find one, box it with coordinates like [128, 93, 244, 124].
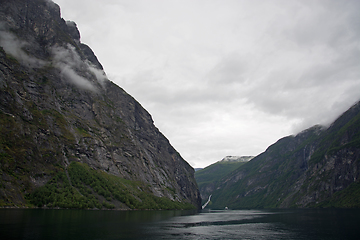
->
[152, 210, 295, 240]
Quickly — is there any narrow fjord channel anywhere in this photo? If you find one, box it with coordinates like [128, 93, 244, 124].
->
[1, 208, 359, 240]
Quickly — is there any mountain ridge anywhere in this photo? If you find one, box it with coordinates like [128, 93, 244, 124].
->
[220, 156, 254, 162]
[0, 0, 200, 209]
[199, 101, 360, 209]
[195, 156, 252, 205]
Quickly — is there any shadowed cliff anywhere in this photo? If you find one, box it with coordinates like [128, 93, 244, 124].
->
[0, 0, 200, 209]
[201, 102, 360, 209]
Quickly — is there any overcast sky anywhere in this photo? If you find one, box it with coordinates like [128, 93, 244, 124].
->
[53, 0, 360, 168]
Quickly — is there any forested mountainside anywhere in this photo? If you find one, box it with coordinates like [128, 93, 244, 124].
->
[202, 101, 360, 209]
[195, 156, 252, 205]
[0, 0, 200, 210]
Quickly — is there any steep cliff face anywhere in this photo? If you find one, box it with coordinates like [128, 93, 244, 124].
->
[0, 0, 200, 209]
[207, 102, 360, 209]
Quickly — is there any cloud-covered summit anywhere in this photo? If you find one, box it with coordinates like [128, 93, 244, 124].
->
[0, 22, 107, 92]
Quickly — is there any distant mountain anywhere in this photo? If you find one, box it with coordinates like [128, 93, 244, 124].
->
[0, 0, 200, 210]
[221, 156, 254, 162]
[195, 156, 253, 205]
[207, 101, 360, 209]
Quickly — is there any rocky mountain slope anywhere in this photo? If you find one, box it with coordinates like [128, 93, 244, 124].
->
[0, 0, 200, 209]
[195, 156, 252, 205]
[203, 101, 360, 209]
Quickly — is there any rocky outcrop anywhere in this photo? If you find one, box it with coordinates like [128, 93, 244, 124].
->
[0, 0, 200, 209]
[207, 102, 360, 209]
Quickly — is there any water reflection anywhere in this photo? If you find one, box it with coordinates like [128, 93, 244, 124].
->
[0, 209, 196, 240]
[152, 209, 360, 240]
[1, 209, 359, 240]
[155, 210, 289, 240]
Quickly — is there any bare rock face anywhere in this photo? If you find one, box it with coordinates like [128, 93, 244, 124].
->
[0, 0, 200, 209]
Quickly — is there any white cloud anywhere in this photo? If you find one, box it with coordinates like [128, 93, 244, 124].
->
[88, 63, 107, 87]
[0, 23, 47, 68]
[54, 0, 360, 168]
[0, 21, 106, 92]
[51, 44, 107, 91]
[58, 65, 96, 91]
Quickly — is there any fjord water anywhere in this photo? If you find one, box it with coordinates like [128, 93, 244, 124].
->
[1, 209, 359, 240]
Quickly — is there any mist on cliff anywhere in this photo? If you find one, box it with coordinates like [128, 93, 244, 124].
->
[51, 44, 97, 91]
[54, 0, 360, 168]
[0, 23, 46, 68]
[0, 22, 106, 92]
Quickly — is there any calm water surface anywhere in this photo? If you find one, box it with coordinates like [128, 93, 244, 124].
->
[1, 208, 359, 239]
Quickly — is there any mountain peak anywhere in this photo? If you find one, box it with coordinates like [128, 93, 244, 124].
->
[204, 101, 360, 209]
[220, 156, 254, 162]
[0, 0, 200, 210]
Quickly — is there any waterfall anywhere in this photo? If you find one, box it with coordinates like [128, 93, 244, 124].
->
[202, 194, 212, 209]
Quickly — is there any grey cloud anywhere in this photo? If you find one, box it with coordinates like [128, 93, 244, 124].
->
[51, 44, 107, 91]
[0, 24, 47, 68]
[53, 0, 360, 168]
[285, 0, 360, 49]
[88, 64, 107, 87]
[0, 20, 105, 92]
[124, 71, 240, 108]
[207, 53, 249, 85]
[51, 44, 83, 68]
[59, 65, 96, 91]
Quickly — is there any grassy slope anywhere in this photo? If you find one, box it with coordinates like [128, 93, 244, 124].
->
[25, 162, 195, 210]
[195, 161, 247, 189]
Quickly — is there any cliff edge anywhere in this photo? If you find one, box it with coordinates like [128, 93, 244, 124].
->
[0, 0, 201, 210]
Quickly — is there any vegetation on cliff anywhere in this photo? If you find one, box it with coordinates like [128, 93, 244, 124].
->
[27, 162, 195, 210]
[195, 159, 249, 205]
[0, 0, 200, 209]
[199, 102, 360, 209]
